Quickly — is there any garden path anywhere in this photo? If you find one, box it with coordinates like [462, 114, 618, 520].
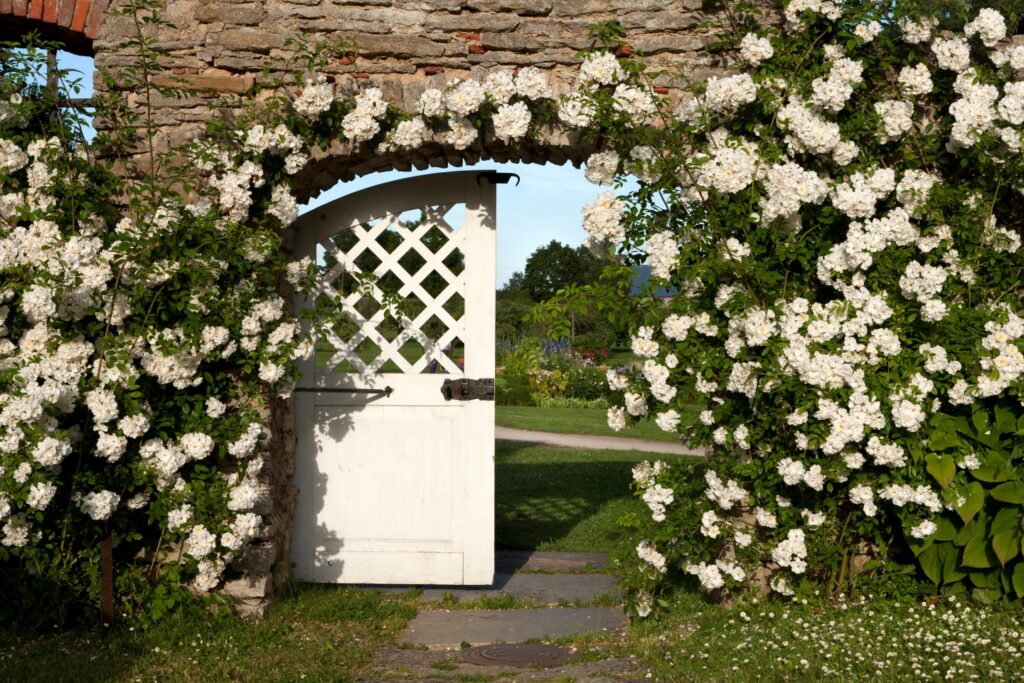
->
[496, 426, 705, 456]
[361, 550, 647, 682]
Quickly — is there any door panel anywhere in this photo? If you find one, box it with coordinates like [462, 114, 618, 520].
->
[290, 171, 495, 585]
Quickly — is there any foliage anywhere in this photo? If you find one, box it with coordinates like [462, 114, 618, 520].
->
[582, 0, 1024, 613]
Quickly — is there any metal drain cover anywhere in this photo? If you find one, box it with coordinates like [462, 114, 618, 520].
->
[459, 643, 570, 668]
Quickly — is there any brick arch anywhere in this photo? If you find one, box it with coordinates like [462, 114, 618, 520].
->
[0, 0, 109, 54]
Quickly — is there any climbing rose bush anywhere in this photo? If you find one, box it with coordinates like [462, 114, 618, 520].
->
[3, 0, 1023, 623]
[572, 1, 1024, 611]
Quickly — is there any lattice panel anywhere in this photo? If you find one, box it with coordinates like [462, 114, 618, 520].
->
[315, 205, 467, 376]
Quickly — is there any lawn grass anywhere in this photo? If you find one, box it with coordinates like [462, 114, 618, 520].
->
[494, 440, 692, 555]
[496, 404, 698, 443]
[0, 584, 417, 683]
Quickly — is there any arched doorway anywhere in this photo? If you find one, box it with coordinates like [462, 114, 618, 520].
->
[290, 170, 501, 585]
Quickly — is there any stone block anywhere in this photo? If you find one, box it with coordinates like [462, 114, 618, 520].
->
[333, 6, 428, 26]
[424, 12, 520, 32]
[480, 32, 542, 51]
[634, 32, 708, 54]
[217, 28, 289, 52]
[152, 69, 256, 94]
[619, 10, 703, 31]
[196, 3, 266, 24]
[465, 0, 551, 15]
[336, 32, 446, 57]
[222, 573, 272, 600]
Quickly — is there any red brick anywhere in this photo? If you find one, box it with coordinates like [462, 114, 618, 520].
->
[27, 0, 42, 20]
[43, 0, 56, 22]
[615, 45, 634, 57]
[351, 72, 369, 79]
[653, 86, 669, 94]
[12, 0, 28, 16]
[85, 0, 106, 38]
[70, 0, 89, 31]
[468, 43, 485, 54]
[423, 66, 444, 75]
[56, 0, 74, 27]
[0, 0, 14, 15]
[455, 32, 481, 41]
[337, 56, 353, 65]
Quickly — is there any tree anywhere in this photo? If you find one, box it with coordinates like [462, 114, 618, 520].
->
[519, 240, 605, 302]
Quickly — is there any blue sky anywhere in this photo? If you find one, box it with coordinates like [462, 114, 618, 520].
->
[57, 52, 618, 286]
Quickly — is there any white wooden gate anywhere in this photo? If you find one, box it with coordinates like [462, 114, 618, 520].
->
[290, 171, 496, 585]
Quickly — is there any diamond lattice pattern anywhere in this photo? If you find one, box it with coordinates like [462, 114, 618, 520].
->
[316, 205, 466, 375]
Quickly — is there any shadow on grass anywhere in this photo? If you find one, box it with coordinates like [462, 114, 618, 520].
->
[495, 441, 687, 554]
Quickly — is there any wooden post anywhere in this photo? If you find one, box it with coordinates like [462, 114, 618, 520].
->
[100, 523, 114, 632]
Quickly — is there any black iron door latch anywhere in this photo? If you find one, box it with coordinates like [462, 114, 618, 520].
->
[440, 378, 495, 401]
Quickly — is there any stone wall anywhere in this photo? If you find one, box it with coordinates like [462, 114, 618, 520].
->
[88, 0, 731, 196]
[2, 0, 747, 616]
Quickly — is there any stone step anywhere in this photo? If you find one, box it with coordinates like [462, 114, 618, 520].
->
[495, 550, 609, 574]
[400, 607, 625, 649]
[363, 647, 645, 682]
[417, 571, 619, 605]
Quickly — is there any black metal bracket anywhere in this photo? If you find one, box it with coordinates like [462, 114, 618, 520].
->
[477, 171, 520, 186]
[294, 386, 393, 397]
[441, 378, 495, 401]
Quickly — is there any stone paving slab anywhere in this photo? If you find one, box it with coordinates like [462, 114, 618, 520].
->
[363, 647, 645, 682]
[496, 425, 705, 456]
[401, 607, 626, 649]
[495, 550, 609, 574]
[416, 571, 618, 604]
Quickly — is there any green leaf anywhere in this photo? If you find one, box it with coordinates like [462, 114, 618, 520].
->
[972, 408, 990, 436]
[918, 544, 941, 584]
[933, 517, 958, 542]
[1013, 562, 1024, 596]
[963, 537, 998, 569]
[992, 532, 1020, 567]
[991, 482, 1024, 504]
[928, 429, 961, 451]
[994, 406, 1017, 435]
[954, 482, 985, 524]
[926, 453, 956, 489]
[992, 507, 1022, 536]
[939, 543, 966, 584]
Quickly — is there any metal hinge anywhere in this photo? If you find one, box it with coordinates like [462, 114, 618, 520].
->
[440, 378, 495, 401]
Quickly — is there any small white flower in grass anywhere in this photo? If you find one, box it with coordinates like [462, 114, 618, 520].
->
[624, 392, 648, 417]
[607, 406, 626, 431]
